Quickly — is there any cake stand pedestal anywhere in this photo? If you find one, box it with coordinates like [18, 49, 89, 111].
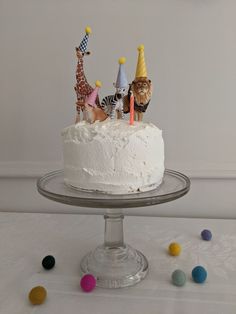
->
[37, 169, 190, 289]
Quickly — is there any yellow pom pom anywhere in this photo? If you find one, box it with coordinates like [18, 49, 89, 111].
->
[85, 26, 92, 35]
[168, 242, 182, 256]
[95, 80, 102, 88]
[28, 286, 47, 305]
[138, 44, 145, 51]
[119, 57, 126, 64]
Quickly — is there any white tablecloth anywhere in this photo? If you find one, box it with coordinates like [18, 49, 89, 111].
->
[0, 213, 235, 314]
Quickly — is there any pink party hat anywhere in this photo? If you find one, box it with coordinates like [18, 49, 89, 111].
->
[86, 81, 102, 107]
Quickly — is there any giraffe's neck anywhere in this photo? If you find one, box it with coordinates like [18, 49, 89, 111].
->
[75, 55, 97, 107]
[76, 57, 89, 87]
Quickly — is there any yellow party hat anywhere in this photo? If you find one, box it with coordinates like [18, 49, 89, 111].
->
[135, 44, 147, 78]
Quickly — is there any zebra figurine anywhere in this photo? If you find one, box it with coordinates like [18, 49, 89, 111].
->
[101, 87, 128, 119]
[101, 57, 129, 119]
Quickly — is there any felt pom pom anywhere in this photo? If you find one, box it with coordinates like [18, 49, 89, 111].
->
[201, 229, 212, 241]
[168, 242, 182, 256]
[80, 274, 96, 292]
[85, 26, 92, 34]
[42, 255, 55, 270]
[95, 80, 102, 88]
[28, 286, 47, 305]
[172, 269, 186, 287]
[192, 266, 207, 283]
[138, 44, 145, 51]
[119, 57, 126, 64]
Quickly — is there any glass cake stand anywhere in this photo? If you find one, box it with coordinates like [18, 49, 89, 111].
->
[37, 169, 190, 289]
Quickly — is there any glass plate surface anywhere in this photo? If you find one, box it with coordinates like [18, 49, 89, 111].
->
[37, 169, 190, 209]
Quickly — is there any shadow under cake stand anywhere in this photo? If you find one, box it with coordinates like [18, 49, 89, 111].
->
[37, 169, 190, 289]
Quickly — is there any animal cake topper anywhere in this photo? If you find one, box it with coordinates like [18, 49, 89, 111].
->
[124, 45, 152, 121]
[74, 26, 100, 123]
[84, 81, 107, 124]
[101, 57, 128, 119]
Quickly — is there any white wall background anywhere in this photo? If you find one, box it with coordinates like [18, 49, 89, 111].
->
[0, 0, 235, 217]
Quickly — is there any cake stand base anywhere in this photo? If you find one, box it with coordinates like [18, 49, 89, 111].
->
[80, 245, 148, 289]
[80, 213, 148, 288]
[37, 169, 190, 289]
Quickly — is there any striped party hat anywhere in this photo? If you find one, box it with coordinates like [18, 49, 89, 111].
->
[78, 26, 92, 53]
[135, 44, 147, 78]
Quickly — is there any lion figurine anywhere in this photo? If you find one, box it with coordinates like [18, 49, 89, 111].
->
[123, 77, 152, 121]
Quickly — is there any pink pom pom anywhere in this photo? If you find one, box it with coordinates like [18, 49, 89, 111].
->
[80, 274, 96, 292]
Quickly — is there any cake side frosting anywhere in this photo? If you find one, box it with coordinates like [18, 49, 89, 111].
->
[62, 119, 164, 194]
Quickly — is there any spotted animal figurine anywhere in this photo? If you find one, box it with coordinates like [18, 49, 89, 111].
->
[74, 27, 100, 123]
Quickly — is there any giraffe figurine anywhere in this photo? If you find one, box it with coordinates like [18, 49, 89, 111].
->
[74, 26, 100, 123]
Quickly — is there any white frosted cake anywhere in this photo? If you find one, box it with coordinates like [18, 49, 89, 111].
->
[62, 119, 164, 194]
[63, 29, 165, 193]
